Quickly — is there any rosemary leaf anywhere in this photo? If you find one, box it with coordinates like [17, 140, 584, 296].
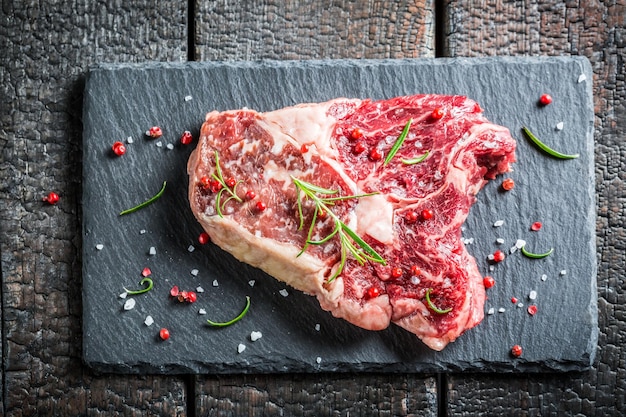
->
[384, 119, 412, 165]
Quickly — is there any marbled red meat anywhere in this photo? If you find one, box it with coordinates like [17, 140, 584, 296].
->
[187, 95, 516, 350]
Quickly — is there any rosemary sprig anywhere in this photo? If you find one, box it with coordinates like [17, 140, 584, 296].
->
[292, 176, 386, 282]
[212, 150, 243, 217]
[401, 150, 430, 165]
[522, 127, 579, 159]
[425, 288, 452, 314]
[119, 181, 167, 216]
[521, 245, 554, 259]
[124, 277, 154, 295]
[384, 119, 412, 165]
[206, 296, 250, 327]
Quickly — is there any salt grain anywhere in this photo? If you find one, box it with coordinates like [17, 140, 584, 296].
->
[166, 143, 174, 150]
[156, 141, 163, 147]
[556, 122, 564, 131]
[149, 247, 156, 256]
[191, 269, 199, 276]
[487, 307, 495, 315]
[187, 245, 195, 252]
[95, 244, 104, 250]
[196, 286, 204, 293]
[237, 343, 246, 353]
[560, 269, 567, 276]
[198, 308, 207, 315]
[496, 238, 505, 244]
[541, 274, 548, 282]
[279, 289, 289, 297]
[578, 73, 587, 83]
[119, 292, 128, 299]
[493, 220, 504, 227]
[127, 136, 134, 144]
[123, 298, 136, 310]
[529, 290, 537, 300]
[315, 323, 321, 331]
[487, 253, 495, 261]
[140, 229, 147, 234]
[498, 307, 506, 313]
[248, 280, 256, 287]
[212, 280, 219, 287]
[515, 239, 526, 249]
[410, 276, 420, 285]
[517, 302, 524, 308]
[145, 315, 154, 326]
[184, 95, 193, 101]
[316, 357, 322, 364]
[250, 331, 263, 342]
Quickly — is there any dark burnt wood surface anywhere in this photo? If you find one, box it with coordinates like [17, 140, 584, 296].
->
[0, 1, 623, 415]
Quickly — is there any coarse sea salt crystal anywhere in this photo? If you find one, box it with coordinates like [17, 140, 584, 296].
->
[496, 238, 504, 244]
[123, 298, 136, 310]
[184, 95, 193, 101]
[556, 122, 564, 131]
[198, 308, 207, 315]
[498, 307, 506, 313]
[560, 269, 567, 276]
[188, 245, 195, 252]
[316, 357, 322, 364]
[410, 276, 420, 285]
[212, 280, 219, 287]
[279, 289, 289, 297]
[145, 315, 154, 326]
[127, 136, 134, 144]
[487, 307, 495, 315]
[248, 280, 255, 287]
[493, 220, 504, 227]
[95, 244, 104, 250]
[140, 229, 147, 234]
[166, 143, 174, 150]
[119, 292, 128, 299]
[541, 274, 548, 282]
[578, 73, 587, 83]
[191, 269, 199, 276]
[315, 323, 321, 331]
[517, 302, 524, 308]
[529, 290, 537, 300]
[515, 239, 526, 249]
[237, 343, 246, 353]
[156, 141, 163, 147]
[250, 331, 262, 342]
[196, 286, 204, 293]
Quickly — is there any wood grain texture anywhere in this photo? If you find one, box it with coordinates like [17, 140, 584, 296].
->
[194, 0, 435, 60]
[0, 1, 188, 415]
[197, 373, 438, 417]
[444, 0, 626, 415]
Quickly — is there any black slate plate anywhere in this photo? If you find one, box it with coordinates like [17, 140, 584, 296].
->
[82, 57, 597, 374]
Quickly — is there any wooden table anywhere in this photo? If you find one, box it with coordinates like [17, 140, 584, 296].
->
[1, 1, 623, 415]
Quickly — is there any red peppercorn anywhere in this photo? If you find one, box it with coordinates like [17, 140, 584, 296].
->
[43, 191, 60, 205]
[405, 211, 419, 223]
[180, 130, 193, 145]
[527, 305, 538, 316]
[391, 267, 403, 279]
[199, 176, 211, 189]
[539, 94, 553, 106]
[511, 344, 523, 357]
[210, 179, 222, 193]
[170, 285, 180, 297]
[159, 328, 170, 340]
[256, 201, 267, 212]
[531, 222, 542, 231]
[225, 178, 237, 188]
[431, 108, 444, 120]
[511, 297, 518, 304]
[501, 178, 515, 191]
[317, 209, 327, 219]
[178, 291, 188, 303]
[353, 141, 366, 154]
[245, 190, 256, 200]
[198, 232, 210, 244]
[141, 267, 151, 277]
[410, 265, 421, 276]
[421, 209, 434, 221]
[350, 128, 364, 140]
[186, 291, 197, 303]
[147, 126, 163, 138]
[369, 148, 383, 161]
[492, 250, 505, 263]
[483, 276, 495, 289]
[301, 144, 309, 153]
[366, 287, 381, 299]
[112, 141, 126, 156]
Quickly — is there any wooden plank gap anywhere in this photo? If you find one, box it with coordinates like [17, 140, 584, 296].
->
[434, 0, 447, 57]
[188, 0, 196, 61]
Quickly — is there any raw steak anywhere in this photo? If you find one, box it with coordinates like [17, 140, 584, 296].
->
[187, 95, 516, 351]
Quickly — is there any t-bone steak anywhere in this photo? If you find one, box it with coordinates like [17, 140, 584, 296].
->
[187, 95, 516, 351]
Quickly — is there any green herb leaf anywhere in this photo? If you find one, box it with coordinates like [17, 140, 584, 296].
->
[384, 119, 412, 165]
[401, 150, 430, 165]
[425, 288, 452, 314]
[521, 245, 554, 259]
[212, 150, 243, 217]
[291, 176, 386, 282]
[124, 277, 154, 295]
[206, 296, 251, 327]
[522, 127, 579, 159]
[119, 181, 167, 216]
